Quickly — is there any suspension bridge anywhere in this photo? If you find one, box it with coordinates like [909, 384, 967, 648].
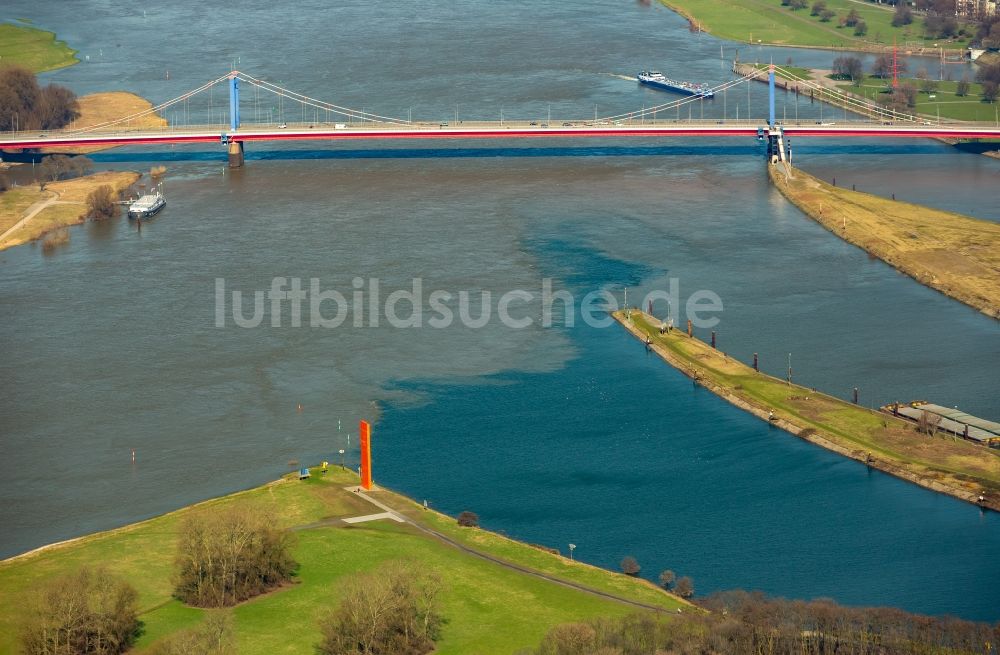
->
[3, 68, 999, 167]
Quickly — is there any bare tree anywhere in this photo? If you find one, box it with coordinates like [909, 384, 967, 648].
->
[457, 510, 479, 527]
[173, 505, 297, 607]
[658, 570, 676, 589]
[619, 556, 641, 576]
[20, 567, 140, 655]
[983, 81, 999, 104]
[917, 410, 942, 436]
[87, 185, 118, 220]
[148, 611, 235, 655]
[674, 576, 695, 598]
[956, 77, 971, 97]
[317, 561, 444, 655]
[535, 623, 597, 655]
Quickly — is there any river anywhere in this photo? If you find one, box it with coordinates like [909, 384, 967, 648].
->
[1, 0, 998, 620]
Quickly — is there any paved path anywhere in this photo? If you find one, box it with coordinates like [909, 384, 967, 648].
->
[0, 192, 77, 246]
[0, 194, 58, 244]
[342, 511, 404, 524]
[342, 486, 682, 613]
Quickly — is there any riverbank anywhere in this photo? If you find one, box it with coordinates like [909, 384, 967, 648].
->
[769, 165, 1000, 320]
[0, 22, 77, 72]
[658, 0, 971, 53]
[613, 310, 1000, 511]
[0, 170, 140, 251]
[0, 467, 684, 654]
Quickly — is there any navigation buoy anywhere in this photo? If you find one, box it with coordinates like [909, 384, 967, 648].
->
[296, 403, 303, 412]
[131, 448, 136, 464]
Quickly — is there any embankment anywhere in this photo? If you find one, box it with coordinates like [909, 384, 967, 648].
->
[0, 467, 683, 655]
[613, 310, 1000, 511]
[769, 165, 1000, 320]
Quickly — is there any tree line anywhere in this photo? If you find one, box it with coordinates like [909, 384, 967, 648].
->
[18, 503, 446, 655]
[831, 53, 999, 109]
[524, 591, 1000, 655]
[0, 65, 79, 132]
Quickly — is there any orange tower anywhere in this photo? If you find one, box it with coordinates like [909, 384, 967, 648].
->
[359, 420, 373, 490]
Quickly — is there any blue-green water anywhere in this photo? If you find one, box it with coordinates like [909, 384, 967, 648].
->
[376, 233, 1000, 621]
[1, 0, 999, 621]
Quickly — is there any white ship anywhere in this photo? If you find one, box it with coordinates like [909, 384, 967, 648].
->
[127, 187, 166, 219]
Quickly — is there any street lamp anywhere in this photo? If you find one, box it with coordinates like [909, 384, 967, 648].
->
[339, 449, 345, 469]
[568, 544, 576, 560]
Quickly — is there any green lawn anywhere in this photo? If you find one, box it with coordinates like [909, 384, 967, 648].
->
[836, 75, 1000, 122]
[0, 468, 682, 655]
[660, 0, 973, 51]
[752, 64, 816, 82]
[0, 22, 78, 73]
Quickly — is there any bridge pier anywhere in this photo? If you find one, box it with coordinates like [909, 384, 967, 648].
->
[228, 140, 244, 168]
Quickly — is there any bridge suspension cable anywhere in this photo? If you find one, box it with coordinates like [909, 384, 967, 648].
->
[767, 65, 921, 124]
[601, 66, 925, 125]
[236, 72, 410, 125]
[598, 74, 757, 123]
[64, 73, 233, 135]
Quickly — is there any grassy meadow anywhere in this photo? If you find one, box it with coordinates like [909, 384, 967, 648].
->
[0, 22, 78, 73]
[0, 467, 683, 655]
[660, 0, 973, 51]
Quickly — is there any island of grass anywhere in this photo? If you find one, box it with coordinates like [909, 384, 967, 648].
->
[769, 164, 1000, 319]
[614, 311, 1000, 510]
[0, 22, 78, 73]
[659, 0, 973, 52]
[0, 468, 685, 655]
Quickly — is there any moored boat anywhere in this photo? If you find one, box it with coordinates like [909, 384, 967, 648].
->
[637, 71, 714, 98]
[128, 187, 166, 219]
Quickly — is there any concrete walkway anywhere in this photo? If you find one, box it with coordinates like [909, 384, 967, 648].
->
[342, 511, 404, 524]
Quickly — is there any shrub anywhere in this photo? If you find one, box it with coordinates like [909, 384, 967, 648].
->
[854, 20, 868, 36]
[535, 623, 596, 655]
[956, 77, 971, 96]
[173, 506, 297, 607]
[147, 612, 235, 655]
[658, 569, 676, 589]
[620, 556, 641, 576]
[20, 567, 140, 655]
[87, 184, 118, 220]
[674, 576, 695, 598]
[41, 228, 70, 252]
[457, 510, 479, 527]
[317, 561, 443, 655]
